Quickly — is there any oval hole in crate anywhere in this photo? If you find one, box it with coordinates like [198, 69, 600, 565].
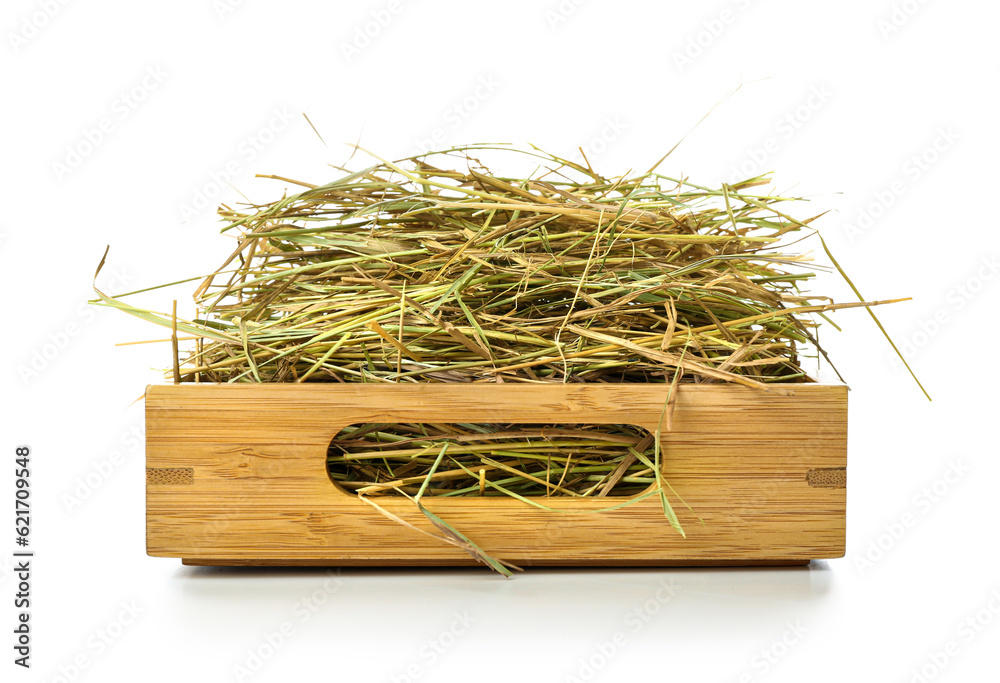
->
[327, 422, 660, 499]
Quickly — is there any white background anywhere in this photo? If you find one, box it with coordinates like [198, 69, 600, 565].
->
[3, 1, 999, 681]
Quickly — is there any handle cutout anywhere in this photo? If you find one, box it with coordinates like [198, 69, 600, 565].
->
[327, 422, 659, 499]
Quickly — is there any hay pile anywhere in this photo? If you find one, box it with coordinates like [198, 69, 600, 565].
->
[95, 144, 919, 575]
[97, 144, 904, 390]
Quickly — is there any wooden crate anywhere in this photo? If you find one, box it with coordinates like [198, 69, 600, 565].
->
[145, 383, 846, 567]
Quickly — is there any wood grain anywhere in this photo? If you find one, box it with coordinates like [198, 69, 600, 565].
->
[145, 383, 847, 566]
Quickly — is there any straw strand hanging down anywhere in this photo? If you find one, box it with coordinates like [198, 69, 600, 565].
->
[94, 143, 908, 388]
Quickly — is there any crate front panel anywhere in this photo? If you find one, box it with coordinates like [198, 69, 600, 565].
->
[145, 383, 847, 565]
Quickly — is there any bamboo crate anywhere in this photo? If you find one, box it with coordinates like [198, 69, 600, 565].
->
[145, 383, 846, 567]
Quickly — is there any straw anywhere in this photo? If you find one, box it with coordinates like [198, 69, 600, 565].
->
[93, 144, 911, 390]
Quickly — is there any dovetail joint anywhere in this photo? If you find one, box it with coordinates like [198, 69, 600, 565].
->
[806, 467, 846, 488]
[147, 468, 194, 485]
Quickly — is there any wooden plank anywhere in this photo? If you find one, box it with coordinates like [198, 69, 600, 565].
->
[145, 383, 847, 565]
